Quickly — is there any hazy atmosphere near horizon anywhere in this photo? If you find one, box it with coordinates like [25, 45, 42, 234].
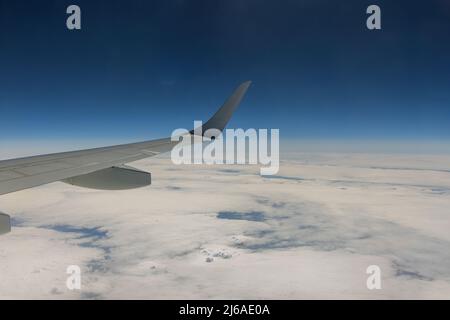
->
[1, 0, 450, 299]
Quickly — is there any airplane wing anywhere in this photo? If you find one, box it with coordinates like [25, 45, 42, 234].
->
[0, 81, 251, 196]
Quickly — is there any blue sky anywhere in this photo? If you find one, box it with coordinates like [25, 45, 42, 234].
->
[1, 0, 450, 142]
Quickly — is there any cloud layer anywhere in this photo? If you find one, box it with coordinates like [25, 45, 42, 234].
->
[1, 151, 450, 299]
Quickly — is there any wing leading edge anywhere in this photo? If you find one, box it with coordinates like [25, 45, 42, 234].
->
[0, 81, 251, 196]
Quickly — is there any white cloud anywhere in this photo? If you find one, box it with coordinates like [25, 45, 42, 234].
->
[1, 151, 450, 299]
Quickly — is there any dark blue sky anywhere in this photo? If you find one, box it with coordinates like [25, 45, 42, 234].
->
[1, 0, 449, 141]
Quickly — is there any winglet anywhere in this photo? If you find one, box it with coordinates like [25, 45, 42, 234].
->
[191, 81, 251, 137]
